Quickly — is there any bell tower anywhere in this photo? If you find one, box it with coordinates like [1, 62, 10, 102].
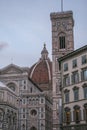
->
[50, 11, 74, 130]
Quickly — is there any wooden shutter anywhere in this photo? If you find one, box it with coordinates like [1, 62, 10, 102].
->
[79, 109, 81, 121]
[83, 109, 86, 120]
[73, 111, 75, 122]
[71, 75, 74, 85]
[70, 111, 71, 123]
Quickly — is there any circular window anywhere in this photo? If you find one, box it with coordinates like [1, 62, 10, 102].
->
[30, 109, 37, 116]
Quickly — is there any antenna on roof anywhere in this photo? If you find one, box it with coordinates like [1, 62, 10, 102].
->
[61, 0, 63, 12]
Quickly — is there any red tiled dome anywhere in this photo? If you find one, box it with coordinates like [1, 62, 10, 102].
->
[29, 44, 52, 91]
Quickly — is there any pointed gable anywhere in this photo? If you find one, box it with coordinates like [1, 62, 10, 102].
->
[0, 64, 24, 74]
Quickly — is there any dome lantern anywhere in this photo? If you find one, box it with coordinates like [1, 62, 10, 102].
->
[41, 43, 48, 60]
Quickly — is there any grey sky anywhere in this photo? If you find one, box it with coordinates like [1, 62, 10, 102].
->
[0, 0, 87, 68]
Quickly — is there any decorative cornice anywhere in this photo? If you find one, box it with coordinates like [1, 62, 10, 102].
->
[58, 45, 87, 63]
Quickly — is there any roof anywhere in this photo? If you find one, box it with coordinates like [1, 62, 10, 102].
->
[29, 44, 52, 91]
[0, 63, 29, 74]
[58, 45, 87, 63]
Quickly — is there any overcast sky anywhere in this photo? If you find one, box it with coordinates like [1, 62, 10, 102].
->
[0, 0, 87, 68]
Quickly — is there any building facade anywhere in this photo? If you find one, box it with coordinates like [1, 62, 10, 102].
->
[0, 45, 53, 130]
[58, 45, 87, 130]
[0, 82, 18, 130]
[0, 6, 87, 130]
[50, 11, 74, 130]
[19, 87, 52, 130]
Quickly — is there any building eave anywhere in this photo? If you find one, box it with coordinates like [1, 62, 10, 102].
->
[58, 45, 87, 63]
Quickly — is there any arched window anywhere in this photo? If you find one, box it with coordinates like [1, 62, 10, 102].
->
[22, 124, 25, 130]
[64, 89, 70, 103]
[22, 98, 26, 104]
[36, 98, 38, 104]
[24, 85, 26, 90]
[73, 86, 79, 101]
[83, 103, 87, 122]
[23, 114, 25, 118]
[64, 107, 71, 124]
[59, 33, 66, 49]
[29, 99, 31, 104]
[32, 98, 35, 105]
[83, 83, 87, 99]
[24, 80, 26, 84]
[73, 105, 81, 123]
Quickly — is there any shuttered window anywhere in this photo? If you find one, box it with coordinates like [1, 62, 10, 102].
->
[83, 103, 87, 122]
[64, 107, 71, 124]
[83, 108, 87, 122]
[66, 111, 71, 124]
[73, 106, 81, 123]
[85, 109, 87, 122]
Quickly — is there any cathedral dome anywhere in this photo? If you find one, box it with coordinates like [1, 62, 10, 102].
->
[29, 44, 52, 91]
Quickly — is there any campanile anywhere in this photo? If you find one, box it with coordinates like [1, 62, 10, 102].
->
[50, 11, 74, 130]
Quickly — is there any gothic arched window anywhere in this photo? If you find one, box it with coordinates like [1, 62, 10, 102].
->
[59, 33, 66, 49]
[22, 124, 25, 130]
